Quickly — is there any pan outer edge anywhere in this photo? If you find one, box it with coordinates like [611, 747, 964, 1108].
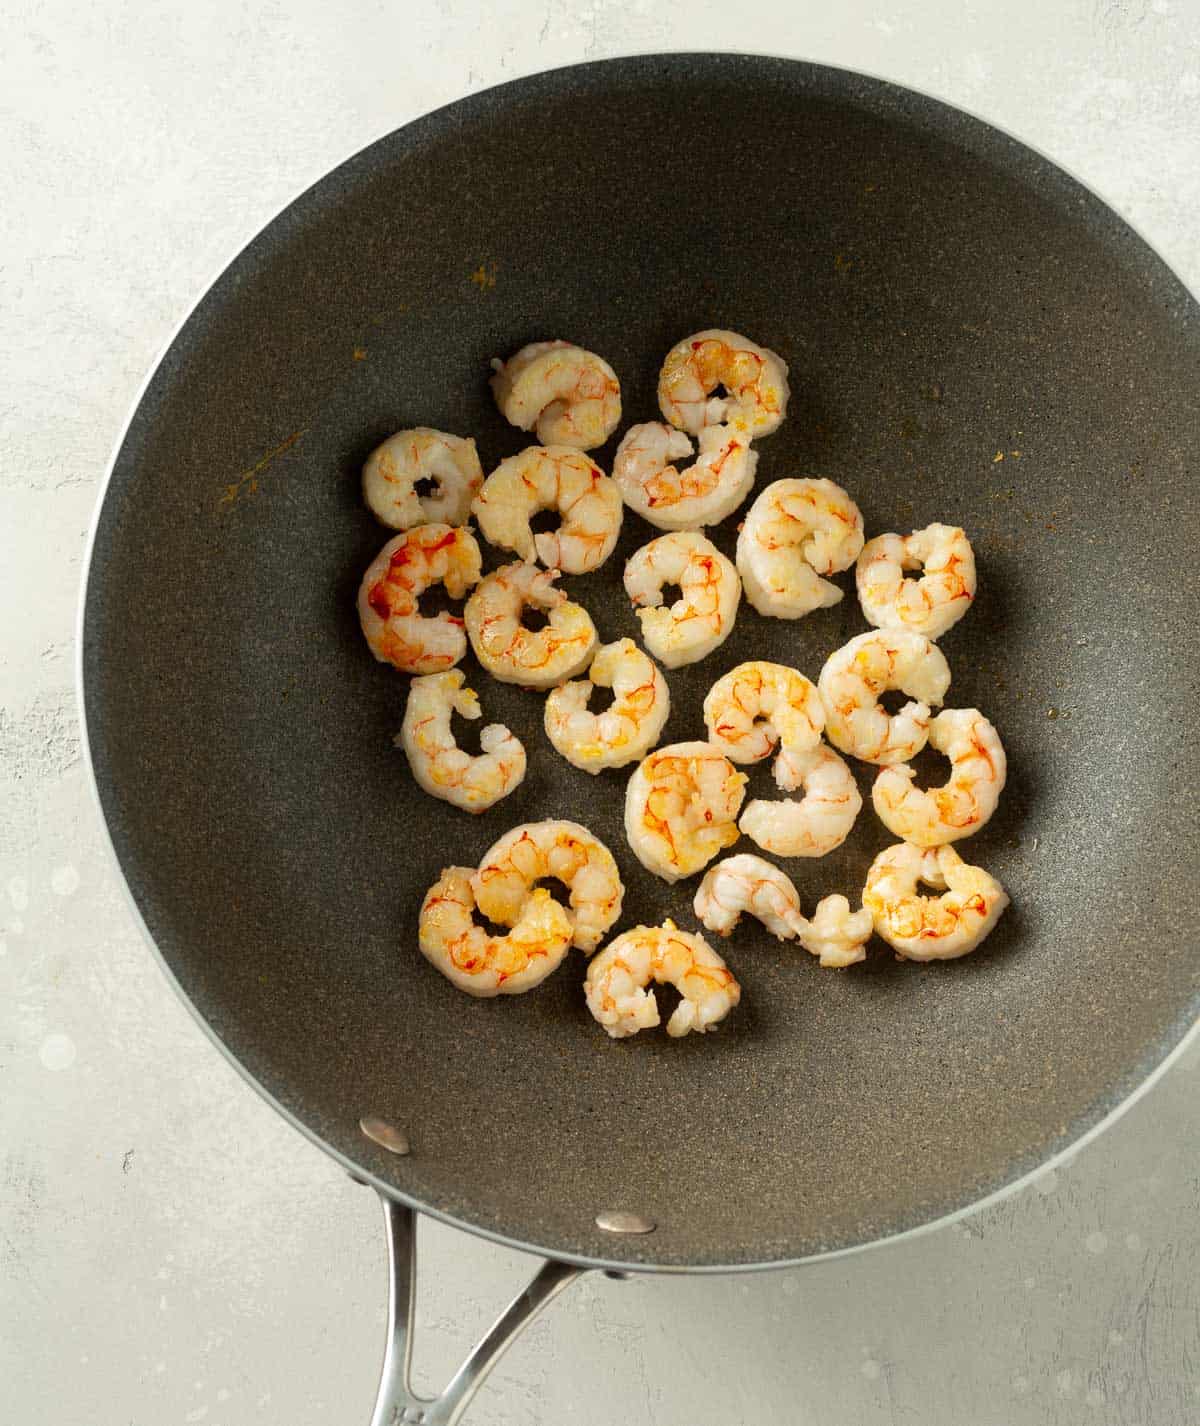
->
[77, 51, 1200, 1271]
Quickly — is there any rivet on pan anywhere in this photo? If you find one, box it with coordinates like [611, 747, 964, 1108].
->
[595, 1210, 656, 1235]
[360, 1116, 411, 1155]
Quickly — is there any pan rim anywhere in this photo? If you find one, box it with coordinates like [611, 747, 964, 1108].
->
[78, 50, 1200, 1273]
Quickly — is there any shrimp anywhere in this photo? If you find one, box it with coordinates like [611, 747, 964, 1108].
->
[658, 329, 789, 438]
[863, 842, 1009, 961]
[398, 671, 526, 812]
[795, 895, 875, 968]
[693, 855, 873, 967]
[361, 428, 483, 531]
[471, 446, 623, 574]
[623, 531, 741, 669]
[418, 866, 573, 996]
[736, 478, 865, 620]
[464, 562, 597, 690]
[817, 629, 951, 766]
[856, 524, 977, 640]
[357, 524, 482, 675]
[702, 661, 824, 764]
[740, 742, 862, 858]
[624, 741, 747, 882]
[543, 638, 670, 773]
[490, 341, 621, 450]
[611, 422, 757, 531]
[693, 854, 807, 941]
[584, 921, 741, 1039]
[701, 663, 855, 857]
[872, 709, 1007, 847]
[470, 819, 623, 953]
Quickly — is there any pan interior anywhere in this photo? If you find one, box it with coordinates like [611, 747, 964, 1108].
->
[83, 56, 1200, 1267]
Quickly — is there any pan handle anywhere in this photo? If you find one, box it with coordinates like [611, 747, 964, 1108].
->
[368, 1190, 586, 1426]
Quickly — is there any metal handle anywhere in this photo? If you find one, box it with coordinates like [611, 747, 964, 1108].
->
[368, 1191, 586, 1426]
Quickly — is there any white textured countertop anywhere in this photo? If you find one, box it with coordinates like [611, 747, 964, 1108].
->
[3, 3, 1198, 1423]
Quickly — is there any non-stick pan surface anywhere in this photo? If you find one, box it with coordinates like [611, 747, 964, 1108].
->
[82, 55, 1200, 1268]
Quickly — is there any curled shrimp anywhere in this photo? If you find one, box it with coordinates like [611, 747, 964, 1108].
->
[863, 842, 1009, 960]
[623, 531, 741, 669]
[872, 708, 1007, 847]
[693, 855, 873, 967]
[584, 921, 741, 1039]
[818, 629, 951, 766]
[471, 446, 623, 574]
[357, 524, 482, 674]
[624, 740, 747, 883]
[543, 638, 670, 773]
[702, 661, 824, 764]
[693, 853, 807, 941]
[418, 867, 573, 996]
[464, 561, 597, 690]
[361, 428, 483, 531]
[397, 671, 525, 812]
[740, 742, 862, 859]
[611, 422, 757, 531]
[658, 329, 789, 438]
[856, 524, 977, 640]
[490, 341, 621, 450]
[736, 478, 865, 620]
[471, 820, 623, 953]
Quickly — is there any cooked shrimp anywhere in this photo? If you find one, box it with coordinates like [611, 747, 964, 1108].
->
[398, 671, 525, 812]
[693, 856, 873, 967]
[623, 531, 741, 669]
[693, 854, 807, 941]
[795, 895, 874, 968]
[490, 341, 621, 450]
[857, 524, 977, 639]
[740, 742, 862, 858]
[471, 820, 623, 953]
[872, 709, 1007, 846]
[584, 921, 741, 1039]
[864, 842, 1008, 960]
[611, 422, 757, 531]
[471, 446, 623, 574]
[624, 741, 747, 882]
[658, 329, 789, 438]
[703, 661, 824, 764]
[818, 629, 951, 765]
[357, 524, 482, 675]
[464, 562, 597, 689]
[361, 428, 483, 531]
[418, 866, 573, 996]
[703, 664, 855, 856]
[736, 478, 865, 620]
[543, 638, 670, 773]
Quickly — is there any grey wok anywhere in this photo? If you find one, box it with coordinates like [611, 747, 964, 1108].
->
[81, 54, 1200, 1424]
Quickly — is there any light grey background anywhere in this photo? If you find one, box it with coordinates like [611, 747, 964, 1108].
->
[3, 2, 1198, 1423]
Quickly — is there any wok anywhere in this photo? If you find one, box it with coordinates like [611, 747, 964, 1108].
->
[80, 54, 1200, 1424]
